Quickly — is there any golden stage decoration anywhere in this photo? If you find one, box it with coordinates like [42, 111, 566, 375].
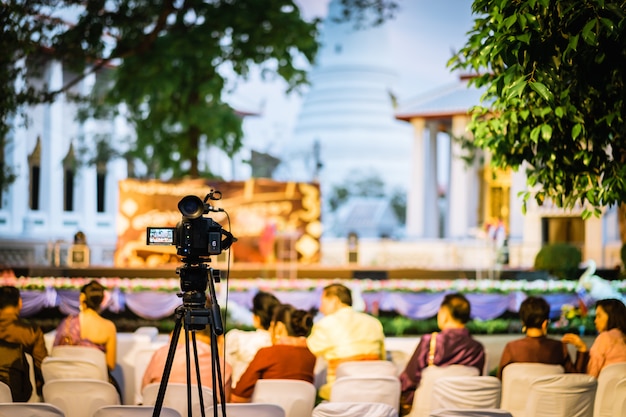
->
[114, 178, 321, 267]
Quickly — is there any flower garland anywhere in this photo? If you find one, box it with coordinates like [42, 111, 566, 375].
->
[2, 273, 624, 295]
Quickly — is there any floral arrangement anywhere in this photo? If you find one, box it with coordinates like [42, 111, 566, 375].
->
[552, 302, 592, 334]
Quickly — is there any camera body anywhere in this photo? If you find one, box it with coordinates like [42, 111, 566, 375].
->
[146, 193, 235, 261]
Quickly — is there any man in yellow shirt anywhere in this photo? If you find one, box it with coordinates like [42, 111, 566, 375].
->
[306, 283, 385, 399]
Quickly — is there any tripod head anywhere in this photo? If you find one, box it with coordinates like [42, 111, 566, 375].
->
[176, 261, 224, 334]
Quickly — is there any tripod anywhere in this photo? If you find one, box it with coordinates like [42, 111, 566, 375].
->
[151, 265, 227, 417]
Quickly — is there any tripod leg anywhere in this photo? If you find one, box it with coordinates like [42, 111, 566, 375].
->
[189, 330, 207, 417]
[151, 311, 183, 417]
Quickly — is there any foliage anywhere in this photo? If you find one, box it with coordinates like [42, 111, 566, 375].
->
[533, 243, 582, 280]
[2, 0, 398, 180]
[449, 0, 626, 220]
[621, 241, 626, 270]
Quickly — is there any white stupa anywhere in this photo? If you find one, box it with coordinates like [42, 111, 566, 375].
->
[280, 0, 412, 199]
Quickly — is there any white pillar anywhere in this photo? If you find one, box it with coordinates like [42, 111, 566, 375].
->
[39, 60, 66, 236]
[424, 122, 439, 238]
[80, 72, 97, 224]
[584, 216, 603, 265]
[406, 118, 425, 237]
[447, 115, 476, 238]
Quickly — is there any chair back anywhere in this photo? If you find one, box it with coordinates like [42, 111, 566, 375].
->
[525, 374, 597, 417]
[330, 375, 401, 412]
[500, 363, 564, 417]
[613, 378, 626, 417]
[0, 381, 12, 402]
[206, 403, 286, 417]
[142, 382, 214, 417]
[251, 379, 316, 417]
[0, 402, 66, 417]
[93, 405, 182, 417]
[133, 327, 159, 342]
[132, 347, 159, 404]
[42, 378, 121, 417]
[408, 364, 480, 417]
[312, 401, 399, 417]
[431, 376, 501, 410]
[594, 362, 626, 417]
[41, 356, 106, 382]
[335, 360, 399, 379]
[429, 409, 513, 417]
[50, 346, 108, 380]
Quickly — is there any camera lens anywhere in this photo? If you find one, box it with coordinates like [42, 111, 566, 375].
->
[178, 195, 205, 219]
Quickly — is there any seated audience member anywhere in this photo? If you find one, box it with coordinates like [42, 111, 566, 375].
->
[563, 298, 626, 377]
[399, 293, 485, 413]
[306, 283, 386, 400]
[53, 280, 117, 372]
[142, 325, 233, 402]
[231, 304, 316, 402]
[497, 296, 588, 379]
[225, 291, 280, 386]
[53, 280, 122, 396]
[0, 286, 48, 402]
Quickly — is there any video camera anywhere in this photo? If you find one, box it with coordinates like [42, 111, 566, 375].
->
[146, 190, 236, 262]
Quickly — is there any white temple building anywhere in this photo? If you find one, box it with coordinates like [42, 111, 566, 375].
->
[279, 0, 413, 212]
[1, 62, 128, 266]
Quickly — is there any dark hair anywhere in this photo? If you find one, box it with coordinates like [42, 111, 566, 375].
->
[441, 293, 471, 324]
[81, 280, 105, 311]
[323, 283, 352, 306]
[596, 298, 626, 334]
[272, 304, 314, 337]
[252, 291, 280, 330]
[0, 286, 20, 309]
[519, 296, 550, 329]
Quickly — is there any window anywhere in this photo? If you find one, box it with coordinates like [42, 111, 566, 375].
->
[63, 143, 76, 211]
[28, 137, 42, 210]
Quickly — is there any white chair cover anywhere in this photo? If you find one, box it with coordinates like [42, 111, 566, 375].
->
[42, 356, 106, 382]
[93, 405, 182, 417]
[429, 409, 513, 417]
[206, 403, 286, 417]
[251, 379, 316, 417]
[500, 363, 564, 417]
[0, 402, 66, 417]
[525, 374, 597, 417]
[50, 346, 108, 380]
[131, 347, 159, 404]
[0, 381, 12, 402]
[335, 360, 399, 379]
[613, 378, 626, 417]
[42, 378, 121, 417]
[25, 353, 40, 402]
[594, 362, 626, 417]
[431, 376, 501, 410]
[330, 376, 401, 412]
[312, 401, 399, 417]
[133, 326, 159, 342]
[141, 382, 214, 417]
[408, 364, 480, 417]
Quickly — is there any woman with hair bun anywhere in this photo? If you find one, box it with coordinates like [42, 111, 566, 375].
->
[224, 291, 281, 386]
[53, 280, 120, 395]
[231, 304, 316, 403]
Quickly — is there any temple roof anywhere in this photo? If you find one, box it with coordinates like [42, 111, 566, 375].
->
[395, 76, 487, 121]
